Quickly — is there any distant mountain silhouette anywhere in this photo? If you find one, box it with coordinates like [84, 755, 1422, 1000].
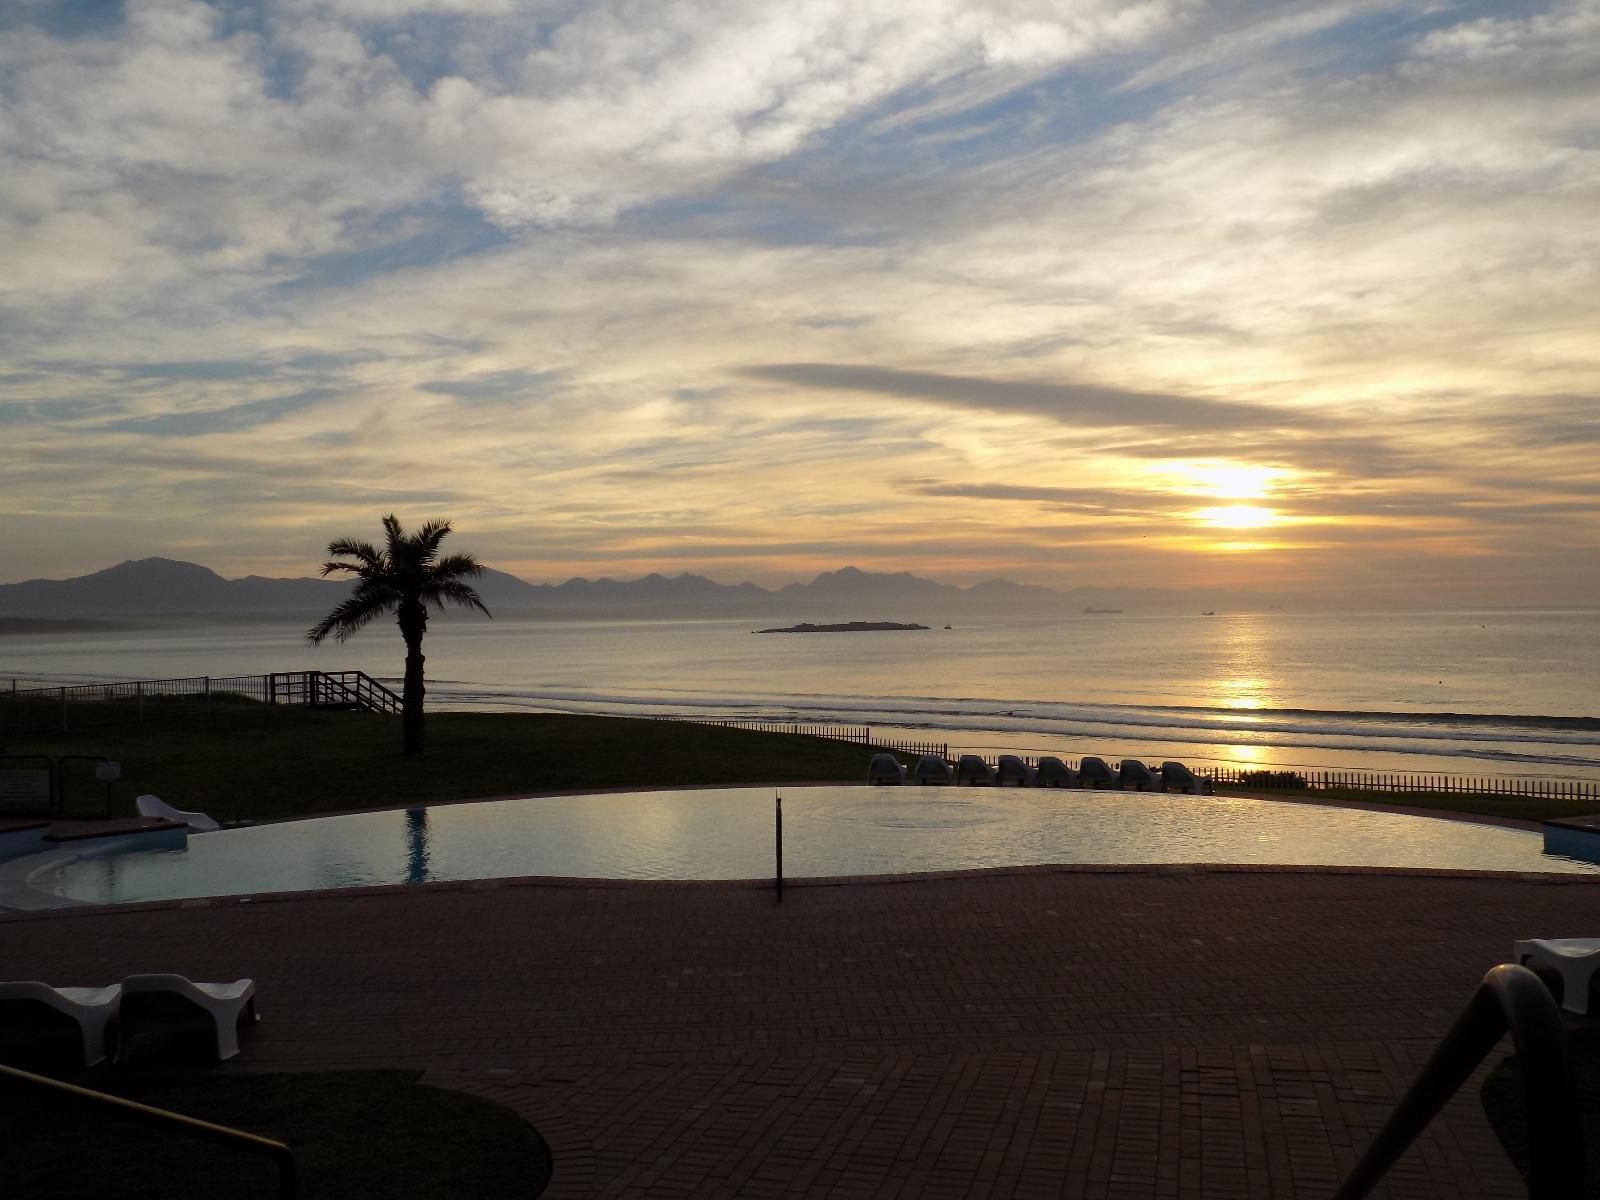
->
[0, 557, 1281, 620]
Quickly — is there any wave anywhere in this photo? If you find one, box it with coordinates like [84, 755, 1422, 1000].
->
[426, 682, 1600, 774]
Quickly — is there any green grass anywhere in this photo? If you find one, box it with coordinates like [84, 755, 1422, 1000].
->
[1482, 1029, 1599, 1195]
[0, 1069, 551, 1199]
[1242, 784, 1598, 823]
[11, 709, 899, 823]
[8, 706, 1585, 825]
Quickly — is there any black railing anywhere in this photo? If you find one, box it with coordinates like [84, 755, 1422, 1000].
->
[0, 1062, 299, 1198]
[1335, 963, 1584, 1199]
[1, 670, 403, 733]
[266, 670, 402, 716]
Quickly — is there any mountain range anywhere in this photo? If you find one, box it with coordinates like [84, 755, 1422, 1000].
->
[0, 557, 1281, 621]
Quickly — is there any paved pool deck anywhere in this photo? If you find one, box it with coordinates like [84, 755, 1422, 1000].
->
[5, 864, 1597, 1198]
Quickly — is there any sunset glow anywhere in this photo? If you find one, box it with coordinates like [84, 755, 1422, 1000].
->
[1193, 506, 1281, 531]
[0, 1, 1596, 607]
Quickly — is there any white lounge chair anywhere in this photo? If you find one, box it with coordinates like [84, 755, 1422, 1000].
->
[1118, 760, 1158, 791]
[1159, 761, 1209, 794]
[956, 755, 996, 786]
[0, 981, 122, 1066]
[1036, 757, 1079, 788]
[1513, 939, 1600, 1015]
[1078, 757, 1117, 789]
[135, 794, 220, 833]
[912, 755, 954, 785]
[996, 755, 1037, 786]
[867, 753, 907, 785]
[117, 975, 258, 1062]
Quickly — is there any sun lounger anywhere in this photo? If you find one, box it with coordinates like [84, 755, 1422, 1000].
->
[956, 755, 997, 786]
[1159, 761, 1209, 794]
[135, 794, 221, 833]
[1513, 938, 1600, 1015]
[996, 755, 1037, 786]
[867, 753, 907, 785]
[1119, 760, 1158, 791]
[1078, 757, 1117, 789]
[912, 755, 954, 785]
[1035, 757, 1079, 788]
[117, 975, 258, 1062]
[0, 981, 122, 1066]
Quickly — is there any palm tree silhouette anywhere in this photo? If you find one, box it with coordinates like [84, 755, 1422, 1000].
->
[307, 515, 491, 755]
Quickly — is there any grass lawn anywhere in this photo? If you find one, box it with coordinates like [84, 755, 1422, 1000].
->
[1482, 1029, 1599, 1195]
[12, 709, 900, 824]
[7, 707, 1587, 825]
[1242, 784, 1600, 824]
[0, 1068, 551, 1199]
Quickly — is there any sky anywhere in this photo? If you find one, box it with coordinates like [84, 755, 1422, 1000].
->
[2, 0, 1598, 606]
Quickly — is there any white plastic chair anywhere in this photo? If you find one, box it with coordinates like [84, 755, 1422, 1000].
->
[912, 755, 954, 785]
[1079, 757, 1117, 789]
[1513, 939, 1600, 1015]
[117, 975, 258, 1061]
[1118, 760, 1158, 791]
[867, 753, 907, 785]
[1159, 761, 1209, 794]
[0, 981, 122, 1066]
[956, 755, 996, 786]
[1036, 757, 1079, 788]
[135, 794, 221, 833]
[996, 755, 1037, 786]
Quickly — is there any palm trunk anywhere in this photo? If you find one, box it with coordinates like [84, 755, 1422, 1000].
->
[399, 602, 428, 755]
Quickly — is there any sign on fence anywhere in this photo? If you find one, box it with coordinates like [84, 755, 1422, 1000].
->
[0, 767, 51, 814]
[94, 761, 121, 782]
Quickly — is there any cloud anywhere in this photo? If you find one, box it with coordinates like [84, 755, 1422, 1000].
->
[1, 1, 1598, 604]
[740, 363, 1316, 431]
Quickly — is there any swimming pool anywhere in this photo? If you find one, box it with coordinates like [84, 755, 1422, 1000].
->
[26, 786, 1595, 907]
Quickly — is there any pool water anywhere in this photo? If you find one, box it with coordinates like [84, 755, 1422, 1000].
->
[34, 786, 1595, 907]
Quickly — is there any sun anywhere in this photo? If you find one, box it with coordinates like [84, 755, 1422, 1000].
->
[1202, 464, 1279, 501]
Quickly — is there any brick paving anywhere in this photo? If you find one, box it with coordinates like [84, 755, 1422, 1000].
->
[4, 864, 1596, 1198]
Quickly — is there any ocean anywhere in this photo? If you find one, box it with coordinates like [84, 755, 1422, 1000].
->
[4, 608, 1599, 783]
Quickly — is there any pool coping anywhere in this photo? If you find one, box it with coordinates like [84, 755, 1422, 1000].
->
[4, 856, 1596, 925]
[216, 779, 1550, 832]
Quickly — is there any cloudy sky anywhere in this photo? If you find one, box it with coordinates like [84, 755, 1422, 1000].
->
[2, 0, 1597, 604]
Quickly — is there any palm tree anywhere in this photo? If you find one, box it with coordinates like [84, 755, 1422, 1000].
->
[307, 515, 491, 755]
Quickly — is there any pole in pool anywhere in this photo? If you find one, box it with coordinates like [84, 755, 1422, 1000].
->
[775, 792, 783, 904]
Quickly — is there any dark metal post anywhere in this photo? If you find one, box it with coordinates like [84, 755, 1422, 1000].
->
[775, 793, 783, 903]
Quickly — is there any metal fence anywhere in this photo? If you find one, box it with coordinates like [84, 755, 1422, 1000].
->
[0, 671, 400, 735]
[1197, 766, 1600, 803]
[942, 755, 1600, 804]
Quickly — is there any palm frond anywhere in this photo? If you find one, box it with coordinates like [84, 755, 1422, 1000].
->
[324, 538, 382, 567]
[306, 590, 395, 644]
[429, 553, 484, 581]
[425, 579, 493, 617]
[411, 519, 452, 567]
[350, 578, 404, 606]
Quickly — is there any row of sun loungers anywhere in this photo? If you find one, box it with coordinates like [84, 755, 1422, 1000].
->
[0, 974, 258, 1066]
[868, 753, 1211, 793]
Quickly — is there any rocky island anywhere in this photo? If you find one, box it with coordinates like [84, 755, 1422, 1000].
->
[754, 621, 931, 634]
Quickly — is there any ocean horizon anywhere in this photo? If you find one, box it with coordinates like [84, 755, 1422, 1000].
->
[5, 607, 1599, 786]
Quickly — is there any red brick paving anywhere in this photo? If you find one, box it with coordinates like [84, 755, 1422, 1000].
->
[4, 864, 1595, 1197]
